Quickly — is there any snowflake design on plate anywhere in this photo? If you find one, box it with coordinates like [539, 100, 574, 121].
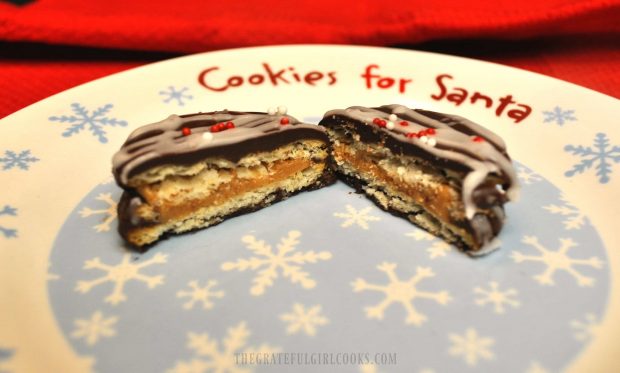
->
[515, 164, 542, 185]
[542, 106, 576, 126]
[0, 149, 39, 171]
[71, 311, 118, 346]
[333, 204, 381, 229]
[177, 280, 225, 311]
[0, 204, 18, 239]
[75, 253, 167, 305]
[473, 281, 520, 314]
[564, 132, 620, 183]
[78, 193, 117, 232]
[405, 230, 452, 259]
[542, 193, 586, 230]
[159, 86, 193, 106]
[280, 303, 329, 337]
[352, 262, 451, 326]
[511, 236, 603, 287]
[405, 230, 435, 241]
[570, 313, 600, 342]
[168, 321, 280, 373]
[448, 328, 495, 366]
[49, 103, 127, 143]
[426, 241, 452, 259]
[221, 230, 332, 296]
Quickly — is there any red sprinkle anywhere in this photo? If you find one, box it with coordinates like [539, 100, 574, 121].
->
[226, 121, 235, 129]
[378, 119, 387, 127]
[181, 127, 191, 136]
[473, 136, 485, 142]
[280, 117, 290, 125]
[210, 126, 219, 133]
[373, 118, 381, 125]
[399, 121, 409, 126]
[426, 128, 436, 135]
[406, 133, 416, 138]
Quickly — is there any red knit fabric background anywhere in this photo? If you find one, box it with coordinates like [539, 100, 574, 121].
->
[1, 0, 619, 118]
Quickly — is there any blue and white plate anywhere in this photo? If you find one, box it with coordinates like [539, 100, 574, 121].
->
[1, 46, 619, 373]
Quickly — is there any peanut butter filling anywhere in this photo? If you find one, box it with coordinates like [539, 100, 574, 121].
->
[137, 158, 319, 222]
[333, 143, 462, 223]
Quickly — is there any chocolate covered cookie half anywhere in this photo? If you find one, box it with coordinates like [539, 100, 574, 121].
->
[113, 108, 335, 249]
[319, 104, 519, 255]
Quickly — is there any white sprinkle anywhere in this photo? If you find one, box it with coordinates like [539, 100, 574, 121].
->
[277, 106, 288, 115]
[428, 138, 437, 147]
[267, 107, 277, 115]
[386, 121, 395, 130]
[202, 132, 213, 141]
[397, 166, 406, 176]
[389, 114, 398, 122]
[420, 136, 429, 143]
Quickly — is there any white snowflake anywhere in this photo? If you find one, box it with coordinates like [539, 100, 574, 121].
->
[160, 86, 194, 106]
[177, 280, 225, 311]
[221, 230, 332, 296]
[516, 164, 543, 185]
[525, 361, 550, 373]
[448, 328, 495, 366]
[280, 303, 329, 337]
[405, 230, 452, 259]
[542, 194, 586, 230]
[168, 321, 280, 373]
[351, 262, 451, 326]
[78, 193, 118, 232]
[473, 281, 520, 314]
[427, 241, 452, 259]
[570, 313, 600, 342]
[405, 230, 435, 241]
[71, 311, 118, 346]
[511, 236, 603, 287]
[334, 205, 381, 229]
[75, 253, 167, 305]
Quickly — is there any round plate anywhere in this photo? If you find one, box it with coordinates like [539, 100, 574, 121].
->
[1, 45, 619, 373]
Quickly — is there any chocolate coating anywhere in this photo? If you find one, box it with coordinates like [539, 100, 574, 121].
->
[112, 110, 329, 188]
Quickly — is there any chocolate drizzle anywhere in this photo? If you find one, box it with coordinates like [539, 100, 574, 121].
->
[321, 105, 520, 220]
[112, 110, 328, 187]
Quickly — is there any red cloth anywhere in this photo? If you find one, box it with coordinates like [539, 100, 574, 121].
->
[1, 0, 619, 118]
